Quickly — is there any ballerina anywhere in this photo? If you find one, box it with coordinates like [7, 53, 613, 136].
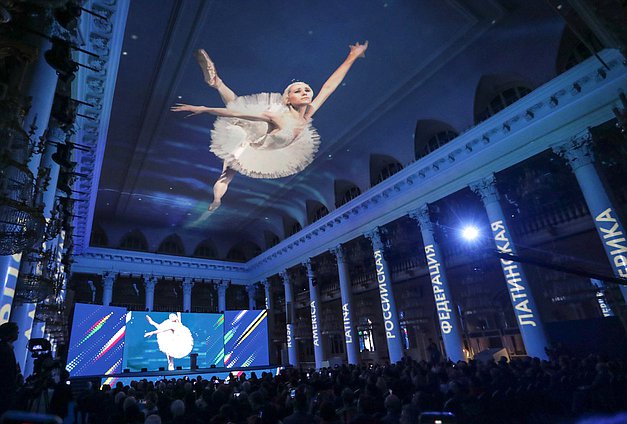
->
[171, 41, 368, 212]
[144, 312, 194, 371]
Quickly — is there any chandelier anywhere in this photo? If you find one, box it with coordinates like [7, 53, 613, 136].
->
[0, 109, 46, 255]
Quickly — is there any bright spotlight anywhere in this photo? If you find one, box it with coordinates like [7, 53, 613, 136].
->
[461, 225, 480, 241]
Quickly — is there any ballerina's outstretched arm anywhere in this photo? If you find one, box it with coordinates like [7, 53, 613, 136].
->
[306, 41, 369, 119]
[170, 104, 276, 124]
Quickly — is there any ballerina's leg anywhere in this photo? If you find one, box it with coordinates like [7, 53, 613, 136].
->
[209, 163, 236, 211]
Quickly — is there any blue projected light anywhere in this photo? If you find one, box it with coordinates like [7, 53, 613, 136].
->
[123, 311, 224, 371]
[66, 304, 127, 377]
[224, 310, 269, 368]
[461, 225, 480, 241]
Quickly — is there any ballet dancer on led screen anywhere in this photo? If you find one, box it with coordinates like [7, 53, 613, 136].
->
[171, 41, 368, 212]
[144, 312, 194, 371]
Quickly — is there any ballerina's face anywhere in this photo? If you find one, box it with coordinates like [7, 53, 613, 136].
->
[285, 82, 313, 107]
[168, 313, 178, 322]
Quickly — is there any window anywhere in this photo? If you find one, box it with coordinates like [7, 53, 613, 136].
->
[476, 86, 531, 122]
[226, 248, 246, 262]
[193, 242, 217, 259]
[330, 334, 344, 354]
[311, 204, 329, 223]
[157, 235, 184, 255]
[338, 186, 361, 207]
[358, 318, 375, 352]
[120, 230, 148, 251]
[289, 222, 302, 236]
[424, 130, 457, 157]
[375, 162, 403, 185]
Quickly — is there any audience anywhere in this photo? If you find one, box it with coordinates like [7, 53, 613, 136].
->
[3, 351, 627, 424]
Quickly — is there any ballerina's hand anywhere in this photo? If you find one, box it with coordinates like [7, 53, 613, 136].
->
[349, 41, 369, 59]
[144, 331, 154, 338]
[170, 103, 207, 118]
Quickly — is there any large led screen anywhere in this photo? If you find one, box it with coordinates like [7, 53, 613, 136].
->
[224, 310, 269, 368]
[123, 311, 224, 371]
[66, 304, 126, 377]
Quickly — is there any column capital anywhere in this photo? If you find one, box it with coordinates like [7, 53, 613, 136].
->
[330, 244, 347, 263]
[216, 280, 229, 292]
[408, 203, 433, 230]
[102, 271, 116, 287]
[470, 173, 500, 205]
[182, 278, 194, 292]
[364, 227, 385, 251]
[302, 259, 314, 278]
[143, 275, 157, 290]
[552, 129, 595, 170]
[279, 270, 291, 285]
[262, 278, 271, 289]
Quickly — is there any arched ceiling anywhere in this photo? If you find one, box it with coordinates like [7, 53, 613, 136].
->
[92, 0, 566, 257]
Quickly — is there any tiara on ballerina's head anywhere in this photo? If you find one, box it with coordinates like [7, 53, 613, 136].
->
[282, 79, 313, 103]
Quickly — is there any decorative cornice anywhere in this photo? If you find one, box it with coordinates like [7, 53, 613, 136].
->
[72, 0, 130, 254]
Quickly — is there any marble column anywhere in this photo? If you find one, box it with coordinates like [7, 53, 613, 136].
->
[471, 174, 549, 359]
[41, 124, 66, 219]
[330, 245, 360, 365]
[0, 253, 23, 324]
[364, 227, 403, 363]
[102, 272, 115, 306]
[409, 204, 465, 362]
[182, 278, 194, 312]
[263, 279, 273, 311]
[217, 280, 228, 312]
[280, 270, 298, 367]
[246, 284, 257, 310]
[263, 279, 276, 363]
[304, 259, 325, 369]
[144, 276, 157, 311]
[554, 130, 627, 301]
[590, 279, 615, 317]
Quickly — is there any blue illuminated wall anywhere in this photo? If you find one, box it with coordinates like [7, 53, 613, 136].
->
[224, 310, 269, 368]
[66, 304, 126, 377]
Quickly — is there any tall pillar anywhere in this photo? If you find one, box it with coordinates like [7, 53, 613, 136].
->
[304, 259, 325, 369]
[102, 272, 115, 306]
[21, 11, 60, 174]
[182, 278, 193, 312]
[10, 302, 37, 374]
[263, 279, 273, 310]
[590, 279, 615, 317]
[1, 253, 23, 325]
[263, 279, 276, 364]
[409, 205, 465, 362]
[364, 227, 403, 363]
[144, 276, 156, 311]
[40, 124, 66, 219]
[471, 174, 549, 359]
[280, 270, 298, 367]
[246, 284, 257, 310]
[330, 245, 360, 365]
[217, 281, 228, 312]
[554, 130, 627, 301]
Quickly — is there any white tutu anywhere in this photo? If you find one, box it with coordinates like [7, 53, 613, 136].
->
[155, 321, 194, 359]
[210, 93, 320, 178]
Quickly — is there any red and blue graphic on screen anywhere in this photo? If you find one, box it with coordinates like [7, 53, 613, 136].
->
[224, 310, 269, 368]
[66, 304, 126, 377]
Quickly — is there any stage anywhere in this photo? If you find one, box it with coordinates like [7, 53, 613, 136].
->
[69, 364, 284, 388]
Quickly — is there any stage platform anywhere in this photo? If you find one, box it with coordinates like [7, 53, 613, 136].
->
[69, 365, 284, 388]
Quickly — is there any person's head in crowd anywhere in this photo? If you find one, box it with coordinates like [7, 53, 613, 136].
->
[0, 322, 18, 342]
[115, 391, 127, 405]
[170, 399, 185, 418]
[384, 393, 401, 415]
[319, 401, 338, 423]
[341, 387, 355, 406]
[144, 414, 161, 424]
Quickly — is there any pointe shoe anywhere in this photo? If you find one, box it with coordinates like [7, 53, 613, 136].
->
[168, 363, 174, 371]
[195, 49, 219, 87]
[208, 201, 221, 212]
